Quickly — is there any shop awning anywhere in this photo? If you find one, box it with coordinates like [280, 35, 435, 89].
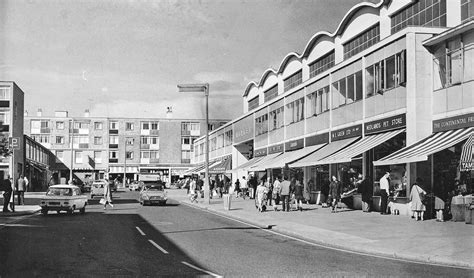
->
[229, 156, 264, 172]
[184, 159, 220, 175]
[289, 137, 360, 168]
[374, 127, 474, 166]
[209, 157, 232, 174]
[248, 152, 283, 172]
[263, 144, 326, 169]
[318, 129, 405, 165]
[460, 132, 473, 171]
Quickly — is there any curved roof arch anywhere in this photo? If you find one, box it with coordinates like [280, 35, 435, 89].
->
[243, 0, 391, 97]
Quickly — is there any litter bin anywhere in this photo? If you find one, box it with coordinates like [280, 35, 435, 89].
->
[465, 204, 474, 224]
[223, 194, 231, 210]
[451, 195, 465, 222]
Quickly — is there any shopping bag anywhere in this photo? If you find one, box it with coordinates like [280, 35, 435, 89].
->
[99, 198, 106, 205]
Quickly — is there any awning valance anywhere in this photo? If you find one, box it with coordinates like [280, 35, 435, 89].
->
[289, 137, 359, 168]
[460, 132, 473, 171]
[318, 129, 405, 165]
[374, 127, 473, 166]
[264, 144, 326, 169]
[249, 152, 283, 172]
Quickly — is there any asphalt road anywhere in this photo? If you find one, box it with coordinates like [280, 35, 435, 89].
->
[0, 190, 472, 277]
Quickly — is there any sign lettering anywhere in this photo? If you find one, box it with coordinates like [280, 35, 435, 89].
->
[433, 113, 474, 132]
[365, 114, 406, 135]
[331, 124, 362, 141]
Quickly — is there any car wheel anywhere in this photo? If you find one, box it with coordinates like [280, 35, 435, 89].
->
[41, 209, 48, 215]
[67, 206, 74, 215]
[79, 206, 86, 214]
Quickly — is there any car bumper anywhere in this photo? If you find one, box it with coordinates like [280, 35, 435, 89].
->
[143, 199, 167, 205]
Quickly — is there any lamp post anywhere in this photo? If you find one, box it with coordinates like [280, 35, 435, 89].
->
[69, 118, 74, 184]
[177, 83, 210, 204]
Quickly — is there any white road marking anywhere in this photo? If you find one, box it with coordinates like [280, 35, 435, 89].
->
[135, 226, 146, 236]
[181, 261, 222, 278]
[182, 202, 472, 270]
[148, 239, 168, 254]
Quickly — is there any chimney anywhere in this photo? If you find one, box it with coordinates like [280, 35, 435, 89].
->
[24, 110, 28, 117]
[37, 108, 42, 117]
[166, 107, 173, 119]
[54, 111, 68, 117]
[84, 109, 90, 117]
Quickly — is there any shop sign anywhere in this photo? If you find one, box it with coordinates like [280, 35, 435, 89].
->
[268, 143, 284, 154]
[140, 168, 169, 175]
[305, 133, 329, 147]
[433, 113, 474, 132]
[233, 115, 254, 144]
[254, 148, 267, 157]
[365, 114, 406, 135]
[285, 138, 304, 151]
[331, 124, 362, 141]
[140, 174, 162, 181]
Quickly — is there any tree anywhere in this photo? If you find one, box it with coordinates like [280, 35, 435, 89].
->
[0, 136, 13, 158]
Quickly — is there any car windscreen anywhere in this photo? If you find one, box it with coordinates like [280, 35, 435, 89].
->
[146, 185, 164, 191]
[46, 188, 73, 196]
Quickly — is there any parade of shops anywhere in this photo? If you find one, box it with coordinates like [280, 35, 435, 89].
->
[191, 0, 474, 219]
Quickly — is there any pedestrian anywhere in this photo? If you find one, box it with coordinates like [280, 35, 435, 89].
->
[16, 175, 26, 205]
[224, 176, 231, 194]
[410, 178, 426, 221]
[358, 175, 372, 212]
[103, 178, 114, 209]
[265, 177, 273, 206]
[294, 178, 305, 211]
[321, 177, 330, 207]
[240, 176, 248, 199]
[379, 171, 390, 215]
[234, 179, 241, 198]
[2, 175, 13, 212]
[24, 175, 29, 192]
[272, 176, 282, 211]
[189, 177, 198, 203]
[256, 178, 268, 212]
[196, 176, 204, 198]
[328, 175, 342, 213]
[279, 176, 291, 212]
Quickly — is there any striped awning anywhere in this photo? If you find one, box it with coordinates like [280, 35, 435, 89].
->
[460, 132, 474, 171]
[184, 159, 220, 175]
[374, 127, 474, 166]
[264, 144, 326, 169]
[229, 156, 265, 172]
[289, 137, 360, 168]
[249, 152, 283, 172]
[209, 157, 232, 174]
[318, 129, 405, 165]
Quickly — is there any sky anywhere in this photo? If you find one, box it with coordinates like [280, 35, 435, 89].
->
[0, 0, 376, 120]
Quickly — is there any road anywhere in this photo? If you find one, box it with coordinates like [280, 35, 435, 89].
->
[0, 190, 472, 277]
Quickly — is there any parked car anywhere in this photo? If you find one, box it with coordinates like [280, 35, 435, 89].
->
[40, 185, 88, 215]
[138, 184, 167, 206]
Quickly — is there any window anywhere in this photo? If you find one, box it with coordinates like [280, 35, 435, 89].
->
[126, 122, 134, 131]
[41, 121, 50, 128]
[75, 151, 82, 163]
[56, 150, 63, 160]
[94, 122, 103, 130]
[73, 136, 89, 144]
[109, 121, 118, 130]
[151, 122, 159, 130]
[94, 151, 102, 164]
[286, 97, 304, 124]
[109, 151, 118, 159]
[434, 37, 466, 89]
[94, 136, 102, 145]
[210, 138, 217, 151]
[141, 136, 159, 145]
[0, 112, 10, 125]
[109, 135, 119, 144]
[56, 121, 64, 130]
[141, 151, 150, 159]
[248, 96, 259, 111]
[391, 0, 447, 34]
[55, 136, 64, 144]
[182, 137, 191, 145]
[0, 87, 10, 100]
[126, 151, 134, 160]
[366, 51, 406, 97]
[309, 51, 335, 78]
[126, 138, 134, 145]
[142, 122, 149, 130]
[461, 0, 474, 21]
[32, 135, 50, 143]
[343, 24, 380, 59]
[181, 150, 191, 160]
[255, 114, 269, 136]
[74, 122, 89, 129]
[269, 106, 284, 130]
[284, 70, 302, 92]
[225, 130, 233, 146]
[264, 85, 278, 102]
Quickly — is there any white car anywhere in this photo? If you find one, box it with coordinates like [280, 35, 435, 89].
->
[40, 185, 88, 215]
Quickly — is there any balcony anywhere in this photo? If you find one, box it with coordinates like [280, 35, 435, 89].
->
[181, 159, 191, 164]
[0, 101, 9, 108]
[78, 143, 89, 149]
[109, 158, 118, 163]
[0, 124, 9, 132]
[181, 130, 191, 136]
[150, 130, 159, 136]
[109, 129, 119, 134]
[141, 144, 150, 149]
[109, 144, 118, 149]
[40, 128, 51, 133]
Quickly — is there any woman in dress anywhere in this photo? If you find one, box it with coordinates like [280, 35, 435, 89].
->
[256, 178, 268, 212]
[103, 179, 114, 209]
[294, 179, 305, 211]
[410, 178, 426, 221]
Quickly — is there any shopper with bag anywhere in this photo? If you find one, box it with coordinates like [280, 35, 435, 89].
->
[410, 178, 426, 221]
[101, 179, 114, 210]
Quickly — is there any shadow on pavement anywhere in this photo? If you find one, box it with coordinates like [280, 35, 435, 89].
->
[162, 226, 259, 235]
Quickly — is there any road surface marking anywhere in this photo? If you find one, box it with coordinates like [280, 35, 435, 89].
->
[135, 226, 146, 236]
[148, 240, 168, 254]
[182, 202, 472, 270]
[181, 261, 222, 277]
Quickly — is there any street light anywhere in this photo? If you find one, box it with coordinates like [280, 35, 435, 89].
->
[177, 83, 210, 204]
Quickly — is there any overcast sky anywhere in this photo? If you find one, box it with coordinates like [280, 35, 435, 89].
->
[0, 0, 375, 120]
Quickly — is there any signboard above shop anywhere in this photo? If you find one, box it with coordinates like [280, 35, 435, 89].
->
[365, 114, 406, 135]
[268, 143, 284, 154]
[233, 115, 254, 144]
[305, 133, 329, 147]
[254, 148, 267, 157]
[433, 113, 474, 132]
[285, 138, 304, 152]
[331, 124, 362, 141]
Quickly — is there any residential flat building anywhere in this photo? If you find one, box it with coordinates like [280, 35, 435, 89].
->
[192, 0, 474, 216]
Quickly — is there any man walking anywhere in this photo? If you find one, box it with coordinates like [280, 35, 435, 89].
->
[279, 176, 291, 212]
[2, 175, 13, 212]
[379, 171, 390, 215]
[16, 175, 26, 205]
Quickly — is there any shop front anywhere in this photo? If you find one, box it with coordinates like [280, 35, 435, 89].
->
[249, 144, 283, 182]
[374, 113, 474, 219]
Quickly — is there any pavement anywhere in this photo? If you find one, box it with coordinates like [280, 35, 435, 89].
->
[170, 189, 474, 269]
[1, 189, 473, 269]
